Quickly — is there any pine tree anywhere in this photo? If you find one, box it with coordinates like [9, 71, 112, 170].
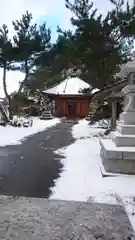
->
[0, 24, 16, 119]
[65, 0, 132, 88]
[13, 11, 51, 94]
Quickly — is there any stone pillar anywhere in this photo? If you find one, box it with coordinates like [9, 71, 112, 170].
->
[123, 72, 135, 112]
[116, 72, 135, 137]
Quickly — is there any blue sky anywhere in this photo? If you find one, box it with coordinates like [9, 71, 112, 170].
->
[36, 0, 133, 42]
[37, 0, 112, 42]
[38, 14, 63, 42]
[0, 0, 133, 41]
[37, 0, 113, 41]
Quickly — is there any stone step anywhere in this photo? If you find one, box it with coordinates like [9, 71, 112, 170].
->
[100, 138, 135, 174]
[40, 116, 53, 120]
[40, 114, 52, 116]
[117, 122, 135, 135]
[0, 196, 133, 240]
[100, 138, 135, 159]
[119, 112, 135, 125]
[42, 111, 51, 114]
[41, 114, 53, 116]
[112, 131, 135, 147]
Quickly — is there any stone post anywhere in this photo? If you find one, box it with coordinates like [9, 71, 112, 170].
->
[112, 71, 135, 146]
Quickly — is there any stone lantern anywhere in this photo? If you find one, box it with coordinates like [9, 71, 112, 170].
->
[100, 59, 135, 174]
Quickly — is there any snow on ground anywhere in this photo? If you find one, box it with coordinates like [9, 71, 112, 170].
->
[0, 118, 60, 146]
[50, 119, 135, 231]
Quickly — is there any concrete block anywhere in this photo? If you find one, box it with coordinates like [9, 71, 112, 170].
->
[100, 139, 135, 174]
[120, 112, 135, 125]
[117, 123, 135, 135]
[112, 131, 135, 147]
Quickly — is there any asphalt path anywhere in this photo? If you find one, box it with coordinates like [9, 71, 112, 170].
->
[0, 122, 73, 198]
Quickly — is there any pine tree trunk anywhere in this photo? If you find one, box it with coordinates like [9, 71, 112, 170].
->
[8, 97, 13, 120]
[17, 59, 29, 94]
[3, 62, 13, 120]
[13, 59, 29, 116]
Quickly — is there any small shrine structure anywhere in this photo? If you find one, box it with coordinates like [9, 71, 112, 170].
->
[100, 59, 135, 174]
[42, 76, 92, 118]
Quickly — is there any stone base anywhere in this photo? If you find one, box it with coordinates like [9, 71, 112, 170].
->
[100, 138, 135, 174]
[117, 122, 135, 135]
[112, 131, 135, 147]
[100, 160, 122, 177]
[119, 112, 135, 125]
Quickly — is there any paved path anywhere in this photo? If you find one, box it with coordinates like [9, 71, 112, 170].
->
[0, 123, 73, 198]
[0, 196, 134, 240]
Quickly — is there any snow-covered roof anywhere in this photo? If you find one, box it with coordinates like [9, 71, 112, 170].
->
[44, 77, 90, 95]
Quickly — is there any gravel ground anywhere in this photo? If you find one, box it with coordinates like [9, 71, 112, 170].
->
[0, 196, 134, 240]
[0, 122, 74, 198]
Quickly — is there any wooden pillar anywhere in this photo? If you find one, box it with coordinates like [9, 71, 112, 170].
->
[111, 100, 117, 130]
[77, 102, 81, 117]
[63, 100, 66, 116]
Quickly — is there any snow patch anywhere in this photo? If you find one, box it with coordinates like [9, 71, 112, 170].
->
[91, 88, 99, 94]
[72, 119, 105, 139]
[50, 119, 135, 231]
[0, 118, 60, 146]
